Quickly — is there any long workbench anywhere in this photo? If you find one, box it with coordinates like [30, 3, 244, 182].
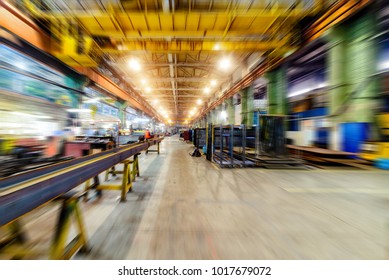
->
[0, 138, 163, 226]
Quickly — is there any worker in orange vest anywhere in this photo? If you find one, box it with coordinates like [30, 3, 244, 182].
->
[145, 129, 151, 140]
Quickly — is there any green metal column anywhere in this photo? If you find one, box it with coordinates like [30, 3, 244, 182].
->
[241, 88, 248, 125]
[226, 97, 235, 125]
[327, 25, 348, 121]
[266, 67, 287, 115]
[217, 104, 223, 124]
[212, 108, 217, 124]
[326, 11, 378, 149]
[328, 13, 378, 122]
[119, 102, 127, 129]
[344, 12, 378, 123]
[247, 85, 255, 127]
[64, 76, 86, 109]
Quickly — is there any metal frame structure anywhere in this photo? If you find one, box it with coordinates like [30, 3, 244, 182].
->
[212, 124, 248, 168]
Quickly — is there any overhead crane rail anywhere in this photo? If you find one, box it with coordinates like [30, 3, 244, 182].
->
[0, 138, 163, 227]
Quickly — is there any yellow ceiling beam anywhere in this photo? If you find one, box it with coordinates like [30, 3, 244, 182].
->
[27, 9, 312, 20]
[88, 30, 279, 39]
[102, 39, 292, 53]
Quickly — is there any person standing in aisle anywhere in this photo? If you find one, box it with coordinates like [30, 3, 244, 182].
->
[145, 129, 151, 140]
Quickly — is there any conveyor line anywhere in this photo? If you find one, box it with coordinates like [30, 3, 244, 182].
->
[0, 139, 163, 226]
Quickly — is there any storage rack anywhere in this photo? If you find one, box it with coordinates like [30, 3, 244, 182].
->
[193, 128, 206, 149]
[253, 115, 305, 168]
[212, 124, 250, 168]
[207, 117, 305, 169]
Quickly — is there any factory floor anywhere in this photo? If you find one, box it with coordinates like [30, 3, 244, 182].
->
[3, 135, 389, 260]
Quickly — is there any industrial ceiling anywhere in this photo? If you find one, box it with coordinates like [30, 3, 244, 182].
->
[13, 0, 337, 124]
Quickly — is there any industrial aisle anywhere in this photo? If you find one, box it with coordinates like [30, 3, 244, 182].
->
[5, 135, 389, 260]
[75, 135, 389, 260]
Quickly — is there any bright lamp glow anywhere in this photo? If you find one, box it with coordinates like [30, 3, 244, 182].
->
[83, 97, 100, 104]
[219, 58, 231, 70]
[141, 79, 147, 84]
[378, 60, 389, 70]
[66, 109, 92, 113]
[128, 59, 141, 71]
[197, 99, 202, 105]
[145, 87, 152, 93]
[220, 110, 227, 119]
[204, 87, 210, 94]
[134, 117, 150, 123]
[288, 83, 328, 98]
[210, 80, 217, 87]
[15, 62, 27, 70]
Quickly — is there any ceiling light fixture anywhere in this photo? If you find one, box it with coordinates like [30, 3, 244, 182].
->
[210, 80, 217, 87]
[197, 99, 202, 105]
[83, 97, 100, 104]
[204, 87, 210, 94]
[219, 57, 231, 70]
[128, 59, 141, 71]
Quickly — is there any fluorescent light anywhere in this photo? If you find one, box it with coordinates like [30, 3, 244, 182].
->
[12, 111, 32, 117]
[134, 117, 150, 123]
[197, 99, 202, 105]
[204, 87, 210, 94]
[83, 97, 100, 103]
[35, 115, 52, 119]
[378, 60, 389, 70]
[210, 80, 217, 87]
[66, 109, 92, 113]
[288, 82, 328, 98]
[15, 62, 27, 70]
[318, 82, 327, 88]
[145, 87, 152, 93]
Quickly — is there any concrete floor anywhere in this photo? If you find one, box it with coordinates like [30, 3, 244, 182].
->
[3, 135, 389, 259]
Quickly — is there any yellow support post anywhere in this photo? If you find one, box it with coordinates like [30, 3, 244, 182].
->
[49, 192, 88, 260]
[0, 220, 28, 259]
[105, 166, 117, 181]
[130, 153, 140, 182]
[145, 141, 160, 155]
[94, 159, 133, 202]
[83, 175, 101, 201]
